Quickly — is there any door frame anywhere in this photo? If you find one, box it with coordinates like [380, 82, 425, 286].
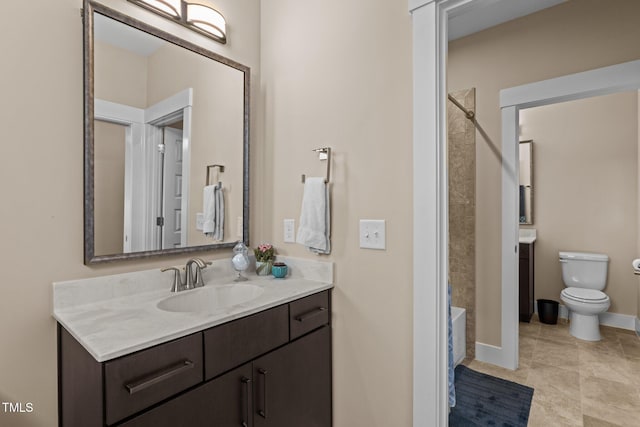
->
[94, 89, 193, 252]
[94, 99, 144, 252]
[409, 0, 640, 424]
[145, 88, 193, 249]
[499, 59, 640, 369]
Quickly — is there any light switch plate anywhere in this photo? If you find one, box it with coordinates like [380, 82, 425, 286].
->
[284, 219, 295, 243]
[359, 219, 386, 250]
[196, 213, 204, 231]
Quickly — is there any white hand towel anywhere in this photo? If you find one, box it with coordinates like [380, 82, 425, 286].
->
[214, 183, 224, 241]
[203, 185, 216, 236]
[296, 177, 331, 254]
[203, 183, 225, 241]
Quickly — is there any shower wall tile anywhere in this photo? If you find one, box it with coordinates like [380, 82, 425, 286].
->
[448, 88, 476, 358]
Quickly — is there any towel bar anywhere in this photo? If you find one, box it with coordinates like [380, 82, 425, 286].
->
[301, 147, 331, 184]
[206, 164, 224, 186]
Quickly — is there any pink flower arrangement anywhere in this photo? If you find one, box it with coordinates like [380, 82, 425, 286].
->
[254, 243, 275, 262]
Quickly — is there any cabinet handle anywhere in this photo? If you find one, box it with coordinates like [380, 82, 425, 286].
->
[241, 377, 251, 427]
[124, 360, 194, 395]
[295, 306, 327, 322]
[257, 368, 268, 419]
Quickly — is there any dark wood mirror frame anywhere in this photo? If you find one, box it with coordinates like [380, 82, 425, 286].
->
[84, 0, 250, 264]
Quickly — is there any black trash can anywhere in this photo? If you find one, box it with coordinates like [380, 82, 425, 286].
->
[537, 299, 559, 324]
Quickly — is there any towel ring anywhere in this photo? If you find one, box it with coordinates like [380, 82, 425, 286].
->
[301, 147, 331, 183]
[206, 164, 225, 186]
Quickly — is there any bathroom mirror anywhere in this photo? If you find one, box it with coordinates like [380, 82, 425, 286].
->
[84, 1, 250, 264]
[519, 140, 533, 225]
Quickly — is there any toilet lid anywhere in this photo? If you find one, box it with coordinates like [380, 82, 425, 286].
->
[562, 287, 608, 303]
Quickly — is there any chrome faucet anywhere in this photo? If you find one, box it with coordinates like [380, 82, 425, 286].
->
[185, 258, 211, 290]
[161, 258, 211, 292]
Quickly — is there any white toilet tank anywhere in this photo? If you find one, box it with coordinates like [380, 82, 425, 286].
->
[559, 251, 609, 290]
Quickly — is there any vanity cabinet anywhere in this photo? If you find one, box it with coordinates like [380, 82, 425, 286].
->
[519, 242, 535, 322]
[58, 290, 332, 427]
[119, 363, 254, 427]
[253, 326, 331, 427]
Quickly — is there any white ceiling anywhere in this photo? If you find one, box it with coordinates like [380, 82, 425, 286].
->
[448, 0, 567, 41]
[94, 13, 166, 57]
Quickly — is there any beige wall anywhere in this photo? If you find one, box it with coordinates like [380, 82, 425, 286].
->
[94, 120, 126, 254]
[261, 0, 413, 425]
[94, 40, 148, 107]
[0, 0, 260, 425]
[520, 93, 638, 315]
[448, 0, 640, 346]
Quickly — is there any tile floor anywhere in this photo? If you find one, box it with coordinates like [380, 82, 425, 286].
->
[464, 315, 640, 427]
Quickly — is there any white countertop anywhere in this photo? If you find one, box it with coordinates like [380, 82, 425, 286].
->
[519, 228, 537, 244]
[53, 257, 333, 362]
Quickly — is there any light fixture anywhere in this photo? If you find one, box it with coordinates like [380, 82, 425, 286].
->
[128, 0, 227, 44]
[186, 3, 226, 41]
[129, 0, 182, 19]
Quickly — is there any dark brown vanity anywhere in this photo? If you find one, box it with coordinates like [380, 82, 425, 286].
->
[519, 242, 535, 322]
[58, 290, 332, 427]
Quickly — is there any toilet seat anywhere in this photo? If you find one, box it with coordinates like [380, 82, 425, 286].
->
[561, 287, 609, 304]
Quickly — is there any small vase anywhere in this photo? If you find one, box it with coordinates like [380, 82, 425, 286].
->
[256, 260, 273, 276]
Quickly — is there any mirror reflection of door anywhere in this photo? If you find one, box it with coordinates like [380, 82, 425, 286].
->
[161, 127, 183, 249]
[94, 95, 191, 253]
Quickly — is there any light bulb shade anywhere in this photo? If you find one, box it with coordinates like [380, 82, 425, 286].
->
[186, 3, 226, 42]
[129, 0, 182, 18]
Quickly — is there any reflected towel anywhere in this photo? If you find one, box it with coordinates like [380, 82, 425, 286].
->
[203, 183, 224, 241]
[296, 177, 330, 254]
[214, 183, 224, 241]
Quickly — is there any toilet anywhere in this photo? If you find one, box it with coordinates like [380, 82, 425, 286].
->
[559, 251, 610, 341]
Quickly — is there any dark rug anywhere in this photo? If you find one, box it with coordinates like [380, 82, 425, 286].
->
[449, 365, 534, 427]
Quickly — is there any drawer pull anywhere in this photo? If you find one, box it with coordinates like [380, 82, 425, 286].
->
[295, 306, 327, 322]
[125, 360, 194, 395]
[257, 368, 268, 419]
[241, 377, 251, 427]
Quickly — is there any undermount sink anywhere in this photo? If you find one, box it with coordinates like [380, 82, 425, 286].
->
[157, 284, 264, 313]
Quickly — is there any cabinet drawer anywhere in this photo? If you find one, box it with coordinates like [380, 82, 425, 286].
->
[105, 333, 203, 425]
[204, 305, 289, 380]
[289, 291, 330, 340]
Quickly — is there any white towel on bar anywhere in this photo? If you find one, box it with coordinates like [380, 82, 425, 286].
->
[296, 177, 330, 254]
[214, 183, 224, 241]
[203, 183, 224, 241]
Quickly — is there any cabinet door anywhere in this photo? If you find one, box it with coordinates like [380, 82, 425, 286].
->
[519, 243, 534, 322]
[254, 326, 331, 427]
[121, 363, 253, 427]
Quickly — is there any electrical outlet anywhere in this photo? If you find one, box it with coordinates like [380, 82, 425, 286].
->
[359, 219, 386, 250]
[284, 219, 295, 243]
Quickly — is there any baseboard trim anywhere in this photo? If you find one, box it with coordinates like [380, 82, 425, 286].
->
[558, 304, 569, 320]
[536, 302, 634, 330]
[474, 342, 504, 367]
[635, 317, 640, 337]
[599, 311, 635, 330]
